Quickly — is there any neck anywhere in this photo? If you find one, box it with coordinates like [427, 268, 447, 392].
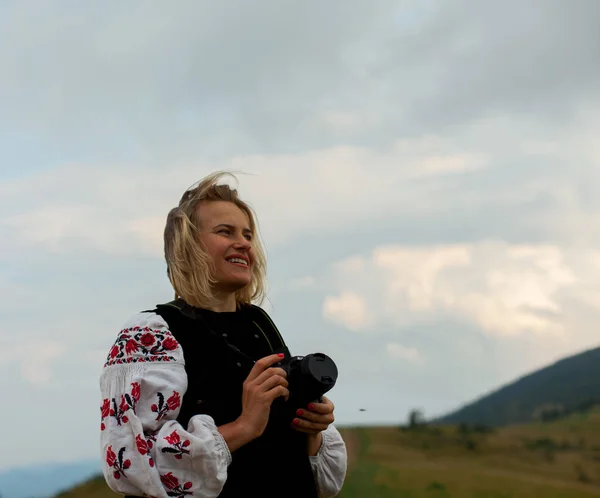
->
[208, 291, 237, 312]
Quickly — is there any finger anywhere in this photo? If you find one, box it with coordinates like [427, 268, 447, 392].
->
[259, 373, 289, 392]
[294, 409, 334, 425]
[246, 354, 285, 382]
[306, 399, 335, 415]
[252, 367, 287, 387]
[267, 385, 289, 403]
[291, 417, 329, 433]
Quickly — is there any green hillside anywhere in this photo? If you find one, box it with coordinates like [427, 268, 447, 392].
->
[437, 346, 600, 427]
[336, 409, 600, 497]
[55, 409, 600, 498]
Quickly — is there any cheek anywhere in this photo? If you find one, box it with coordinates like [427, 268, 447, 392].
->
[201, 238, 226, 262]
[249, 250, 257, 266]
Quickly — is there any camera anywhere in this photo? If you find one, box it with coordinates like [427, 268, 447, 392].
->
[271, 350, 338, 422]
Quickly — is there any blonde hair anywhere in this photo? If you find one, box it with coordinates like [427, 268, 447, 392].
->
[164, 171, 267, 309]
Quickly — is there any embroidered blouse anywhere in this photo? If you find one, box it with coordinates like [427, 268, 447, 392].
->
[99, 311, 347, 498]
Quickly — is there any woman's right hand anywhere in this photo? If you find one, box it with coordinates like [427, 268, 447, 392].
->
[236, 353, 289, 440]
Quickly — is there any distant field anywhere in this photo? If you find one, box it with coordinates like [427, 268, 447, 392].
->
[338, 408, 600, 497]
[57, 410, 600, 497]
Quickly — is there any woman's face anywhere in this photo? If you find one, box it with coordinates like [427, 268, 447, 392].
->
[196, 200, 255, 293]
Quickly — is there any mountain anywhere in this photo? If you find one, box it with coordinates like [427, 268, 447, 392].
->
[0, 459, 101, 498]
[436, 345, 600, 426]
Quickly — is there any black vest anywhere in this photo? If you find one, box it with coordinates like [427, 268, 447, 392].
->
[151, 300, 318, 498]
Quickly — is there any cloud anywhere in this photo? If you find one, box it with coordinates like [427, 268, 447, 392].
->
[322, 241, 598, 342]
[387, 0, 600, 131]
[21, 343, 65, 385]
[2, 0, 597, 159]
[323, 291, 371, 331]
[4, 106, 598, 267]
[386, 342, 421, 363]
[0, 140, 490, 257]
[0, 1, 401, 153]
[2, 341, 67, 385]
[287, 276, 316, 291]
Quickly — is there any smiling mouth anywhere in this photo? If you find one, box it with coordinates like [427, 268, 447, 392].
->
[226, 257, 249, 267]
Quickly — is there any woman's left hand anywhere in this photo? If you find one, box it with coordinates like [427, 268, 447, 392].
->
[291, 395, 335, 434]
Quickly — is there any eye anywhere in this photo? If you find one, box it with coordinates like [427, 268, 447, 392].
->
[244, 233, 253, 241]
[217, 228, 231, 235]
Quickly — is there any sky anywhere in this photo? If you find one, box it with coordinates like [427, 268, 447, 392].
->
[1, 0, 600, 470]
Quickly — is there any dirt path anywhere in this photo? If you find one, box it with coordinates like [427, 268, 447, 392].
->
[339, 429, 360, 470]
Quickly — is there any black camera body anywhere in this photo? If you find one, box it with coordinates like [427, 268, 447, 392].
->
[271, 351, 338, 422]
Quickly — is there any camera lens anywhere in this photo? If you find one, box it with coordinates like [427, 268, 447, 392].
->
[302, 353, 338, 393]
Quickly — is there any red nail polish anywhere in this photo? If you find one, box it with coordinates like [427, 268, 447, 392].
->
[308, 403, 315, 410]
[296, 409, 304, 416]
[277, 353, 285, 358]
[292, 419, 300, 425]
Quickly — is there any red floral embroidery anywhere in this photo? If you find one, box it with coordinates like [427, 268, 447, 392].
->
[108, 382, 141, 426]
[136, 434, 148, 454]
[100, 398, 110, 431]
[108, 396, 127, 425]
[106, 356, 174, 366]
[161, 430, 191, 460]
[162, 337, 178, 350]
[160, 472, 193, 497]
[106, 445, 131, 480]
[140, 332, 155, 346]
[151, 391, 181, 421]
[136, 434, 155, 468]
[104, 325, 179, 367]
[125, 339, 138, 355]
[131, 382, 141, 406]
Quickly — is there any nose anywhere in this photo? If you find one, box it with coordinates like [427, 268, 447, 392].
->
[232, 235, 251, 250]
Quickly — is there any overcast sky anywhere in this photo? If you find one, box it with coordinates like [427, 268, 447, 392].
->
[2, 0, 600, 469]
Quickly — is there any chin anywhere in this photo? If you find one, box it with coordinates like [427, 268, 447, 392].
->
[220, 278, 252, 293]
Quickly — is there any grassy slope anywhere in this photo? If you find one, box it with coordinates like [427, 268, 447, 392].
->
[54, 475, 121, 498]
[57, 410, 600, 498]
[338, 408, 600, 497]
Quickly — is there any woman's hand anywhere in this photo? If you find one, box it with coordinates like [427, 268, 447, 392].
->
[235, 353, 290, 441]
[291, 395, 335, 434]
[291, 395, 335, 455]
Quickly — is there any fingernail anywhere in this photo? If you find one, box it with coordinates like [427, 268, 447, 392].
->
[308, 403, 315, 410]
[296, 409, 304, 416]
[278, 353, 285, 358]
[292, 418, 300, 425]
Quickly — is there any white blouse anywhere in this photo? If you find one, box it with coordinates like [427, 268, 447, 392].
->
[99, 312, 347, 498]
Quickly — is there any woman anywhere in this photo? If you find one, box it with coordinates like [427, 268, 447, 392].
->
[99, 172, 347, 498]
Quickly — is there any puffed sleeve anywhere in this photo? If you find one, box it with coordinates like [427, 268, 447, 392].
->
[99, 312, 231, 498]
[309, 425, 348, 497]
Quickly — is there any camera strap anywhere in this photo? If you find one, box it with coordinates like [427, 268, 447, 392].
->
[160, 299, 291, 366]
